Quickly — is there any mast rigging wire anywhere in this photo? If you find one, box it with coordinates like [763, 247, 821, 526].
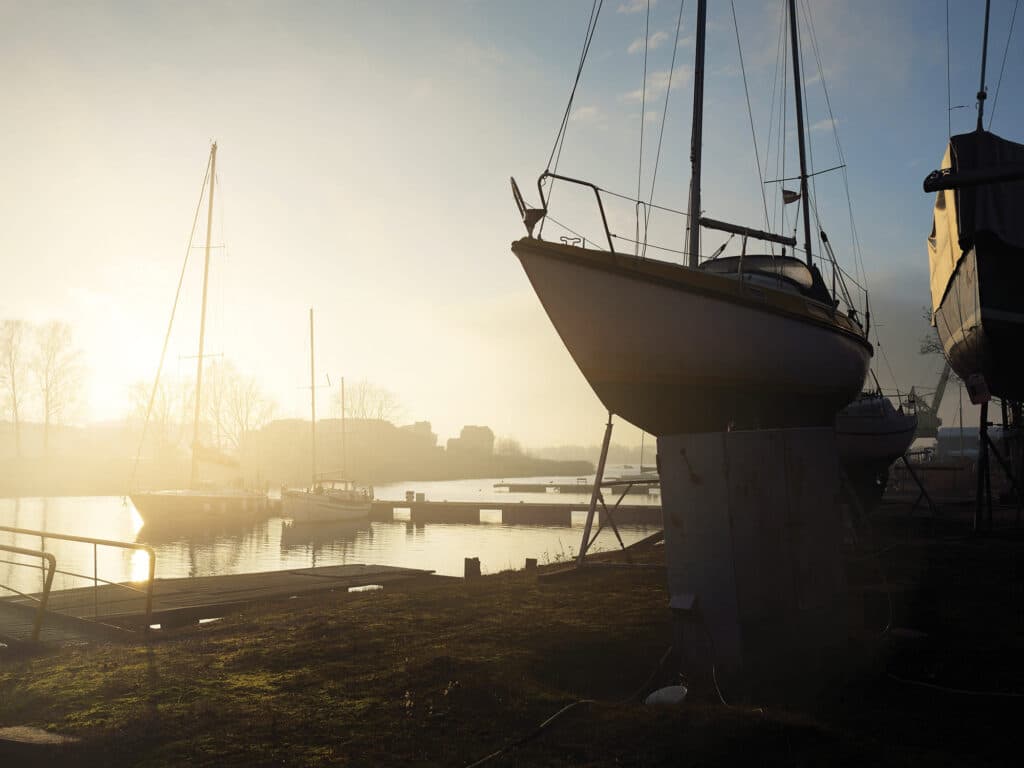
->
[946, 0, 952, 138]
[128, 153, 212, 492]
[731, 0, 771, 245]
[797, 0, 824, 267]
[762, 2, 788, 238]
[635, 0, 651, 256]
[539, 0, 605, 239]
[641, 0, 687, 259]
[987, 0, 1020, 130]
[801, 0, 869, 293]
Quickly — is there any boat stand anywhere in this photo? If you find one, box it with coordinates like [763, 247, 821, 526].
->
[577, 414, 628, 564]
[659, 427, 848, 697]
[974, 401, 1024, 532]
[576, 414, 660, 565]
[899, 454, 940, 518]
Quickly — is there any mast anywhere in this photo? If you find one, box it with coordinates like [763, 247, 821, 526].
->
[340, 376, 347, 476]
[976, 0, 992, 132]
[686, 0, 707, 268]
[309, 307, 317, 488]
[787, 0, 814, 267]
[189, 141, 217, 488]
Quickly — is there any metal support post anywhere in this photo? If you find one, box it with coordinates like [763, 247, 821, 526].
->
[578, 413, 614, 565]
[975, 402, 991, 532]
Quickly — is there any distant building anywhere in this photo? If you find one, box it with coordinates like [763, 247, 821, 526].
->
[400, 421, 438, 449]
[446, 425, 494, 456]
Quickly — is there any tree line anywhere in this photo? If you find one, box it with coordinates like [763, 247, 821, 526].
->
[1, 319, 84, 456]
[129, 359, 278, 461]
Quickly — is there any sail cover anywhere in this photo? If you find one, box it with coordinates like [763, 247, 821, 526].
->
[928, 130, 1024, 310]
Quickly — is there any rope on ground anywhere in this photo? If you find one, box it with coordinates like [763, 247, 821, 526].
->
[887, 671, 1024, 699]
[463, 699, 596, 768]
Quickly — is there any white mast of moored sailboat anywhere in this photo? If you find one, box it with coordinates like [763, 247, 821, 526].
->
[310, 308, 317, 489]
[189, 141, 217, 488]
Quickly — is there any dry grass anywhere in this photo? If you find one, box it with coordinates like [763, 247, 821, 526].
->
[1, 516, 1022, 767]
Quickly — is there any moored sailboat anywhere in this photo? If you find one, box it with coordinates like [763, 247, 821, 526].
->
[511, 0, 871, 436]
[281, 308, 372, 524]
[131, 143, 268, 527]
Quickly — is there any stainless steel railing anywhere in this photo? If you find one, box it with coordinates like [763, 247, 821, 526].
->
[0, 526, 156, 628]
[0, 543, 56, 641]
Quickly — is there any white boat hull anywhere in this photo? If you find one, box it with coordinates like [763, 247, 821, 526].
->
[514, 238, 872, 435]
[131, 490, 268, 527]
[835, 398, 918, 467]
[282, 491, 371, 523]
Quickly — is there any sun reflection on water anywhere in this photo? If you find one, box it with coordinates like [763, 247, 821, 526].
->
[129, 548, 153, 583]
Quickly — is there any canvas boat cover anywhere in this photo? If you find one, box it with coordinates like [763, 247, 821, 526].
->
[928, 130, 1024, 309]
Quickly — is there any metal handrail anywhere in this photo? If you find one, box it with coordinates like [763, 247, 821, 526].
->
[0, 526, 156, 627]
[0, 544, 56, 641]
[537, 172, 616, 253]
[533, 172, 869, 332]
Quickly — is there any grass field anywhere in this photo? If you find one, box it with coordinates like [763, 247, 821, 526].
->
[1, 509, 1022, 766]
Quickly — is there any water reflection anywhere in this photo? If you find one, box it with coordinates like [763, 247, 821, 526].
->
[0, 495, 656, 593]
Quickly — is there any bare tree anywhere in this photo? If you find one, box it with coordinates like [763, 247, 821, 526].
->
[202, 359, 234, 451]
[0, 319, 29, 457]
[31, 321, 85, 454]
[129, 376, 194, 457]
[341, 379, 401, 422]
[919, 306, 944, 356]
[495, 437, 526, 457]
[223, 369, 276, 451]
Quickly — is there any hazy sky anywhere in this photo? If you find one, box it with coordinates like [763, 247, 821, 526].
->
[1, 0, 1020, 446]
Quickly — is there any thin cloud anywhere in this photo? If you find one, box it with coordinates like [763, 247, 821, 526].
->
[811, 117, 840, 132]
[618, 0, 657, 14]
[623, 64, 691, 102]
[570, 104, 605, 123]
[627, 30, 669, 54]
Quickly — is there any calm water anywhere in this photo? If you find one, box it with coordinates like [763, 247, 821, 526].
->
[0, 469, 659, 596]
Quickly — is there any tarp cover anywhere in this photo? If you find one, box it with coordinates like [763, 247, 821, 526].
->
[928, 130, 1024, 309]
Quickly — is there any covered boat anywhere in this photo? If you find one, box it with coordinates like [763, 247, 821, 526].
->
[927, 129, 1024, 404]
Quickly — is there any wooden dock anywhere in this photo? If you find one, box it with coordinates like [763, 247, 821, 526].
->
[369, 499, 663, 525]
[2, 563, 433, 632]
[492, 481, 656, 495]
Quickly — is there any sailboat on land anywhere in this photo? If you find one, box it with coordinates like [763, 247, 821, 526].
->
[510, 0, 871, 437]
[925, 0, 1024, 406]
[281, 309, 372, 524]
[131, 143, 268, 527]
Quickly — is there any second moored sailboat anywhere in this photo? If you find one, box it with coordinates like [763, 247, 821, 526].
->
[281, 308, 373, 524]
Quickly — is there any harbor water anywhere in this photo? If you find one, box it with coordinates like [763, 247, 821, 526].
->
[0, 470, 659, 596]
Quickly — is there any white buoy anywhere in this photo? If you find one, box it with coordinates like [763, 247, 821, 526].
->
[644, 685, 688, 705]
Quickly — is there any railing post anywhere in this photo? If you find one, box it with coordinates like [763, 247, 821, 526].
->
[32, 553, 56, 643]
[94, 542, 99, 618]
[145, 547, 156, 630]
